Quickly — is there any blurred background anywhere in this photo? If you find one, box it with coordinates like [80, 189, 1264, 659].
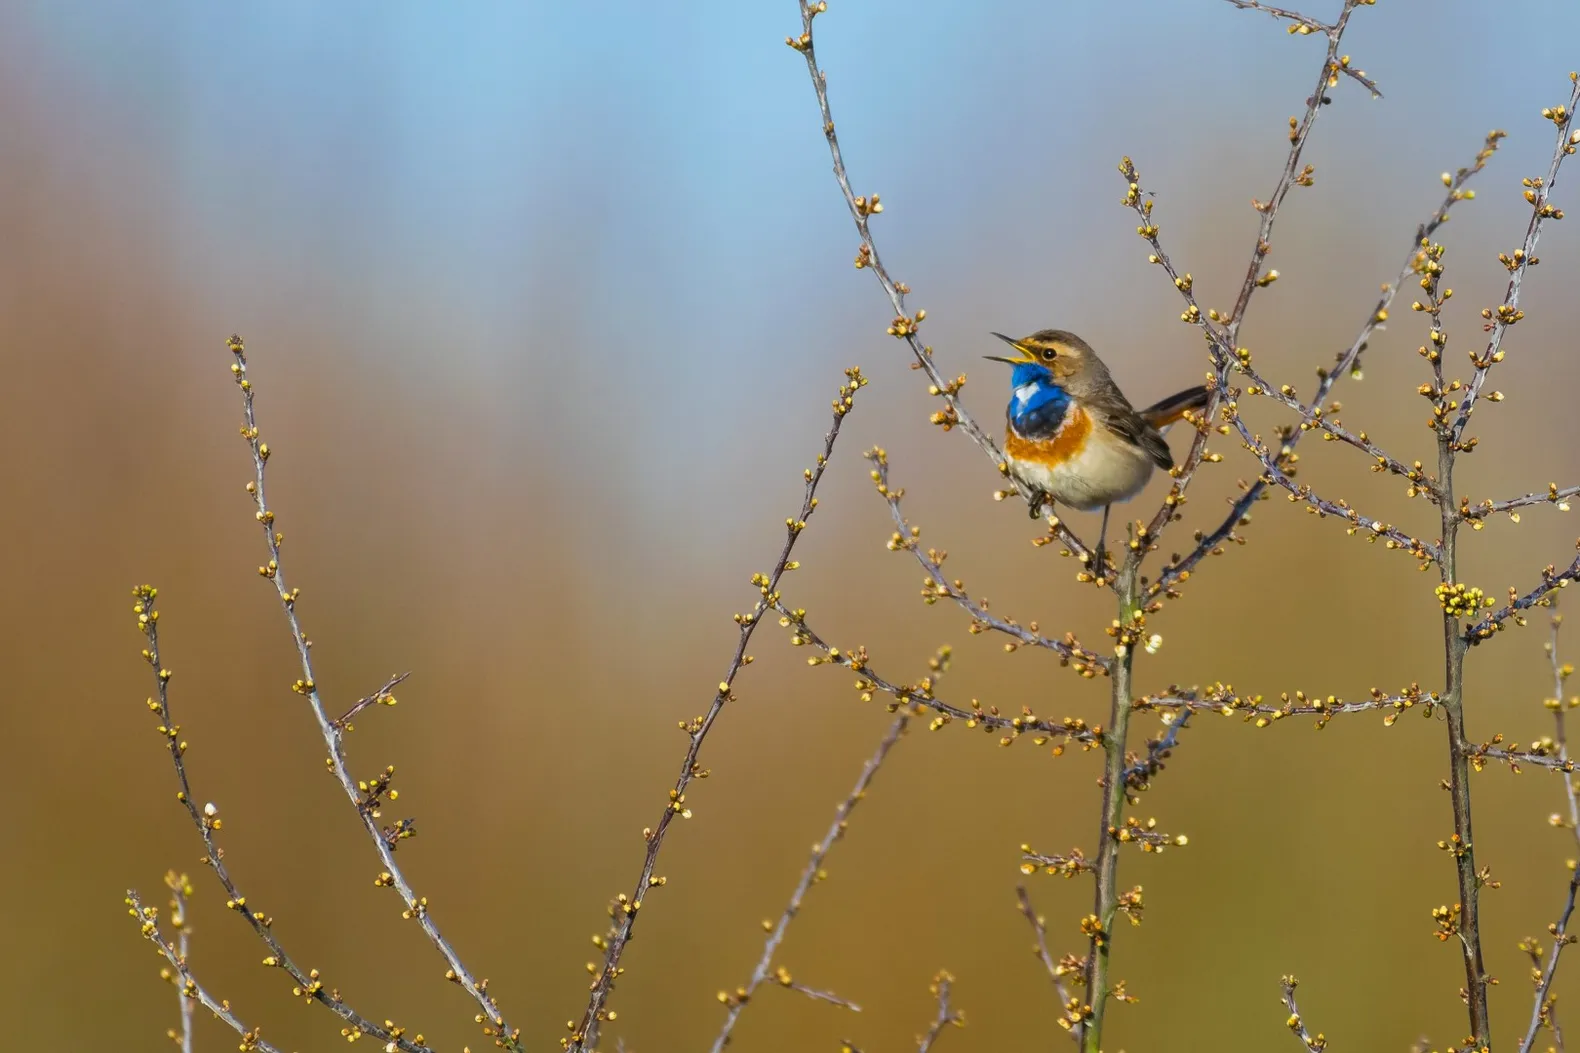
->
[3, 1, 1579, 1049]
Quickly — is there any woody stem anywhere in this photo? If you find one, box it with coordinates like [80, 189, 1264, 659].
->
[1439, 423, 1490, 1045]
[1084, 546, 1139, 1051]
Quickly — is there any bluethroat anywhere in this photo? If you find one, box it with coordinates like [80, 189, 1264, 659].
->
[986, 329, 1210, 564]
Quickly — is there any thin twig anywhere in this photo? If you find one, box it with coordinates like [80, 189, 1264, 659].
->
[225, 336, 518, 1049]
[772, 603, 1102, 749]
[1237, 365, 1440, 500]
[1518, 608, 1580, 1053]
[567, 369, 868, 1052]
[1465, 548, 1580, 644]
[710, 693, 916, 1051]
[1520, 873, 1580, 1053]
[1015, 887, 1081, 1040]
[1463, 483, 1580, 522]
[786, 0, 1094, 565]
[334, 672, 410, 728]
[127, 890, 286, 1053]
[866, 449, 1109, 673]
[1279, 975, 1328, 1051]
[1134, 683, 1439, 728]
[1450, 76, 1580, 446]
[1140, 129, 1502, 599]
[166, 872, 196, 1053]
[916, 971, 964, 1052]
[131, 584, 436, 1053]
[1223, 409, 1441, 561]
[1110, 0, 1375, 580]
[1122, 709, 1190, 789]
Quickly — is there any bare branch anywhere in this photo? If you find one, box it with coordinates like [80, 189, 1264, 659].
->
[773, 602, 1102, 749]
[223, 336, 519, 1049]
[1237, 367, 1440, 500]
[165, 872, 196, 1053]
[1465, 547, 1580, 644]
[916, 971, 964, 1052]
[1451, 77, 1580, 446]
[1222, 407, 1440, 562]
[1139, 128, 1502, 599]
[130, 585, 436, 1053]
[334, 672, 410, 729]
[866, 449, 1109, 673]
[1519, 873, 1580, 1053]
[1463, 483, 1580, 522]
[786, 0, 1093, 562]
[710, 698, 913, 1052]
[1279, 975, 1328, 1051]
[567, 368, 867, 1051]
[1014, 888, 1082, 1041]
[1135, 683, 1439, 728]
[127, 890, 286, 1053]
[1123, 709, 1191, 790]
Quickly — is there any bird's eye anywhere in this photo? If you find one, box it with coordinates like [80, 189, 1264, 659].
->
[1040, 347, 1057, 361]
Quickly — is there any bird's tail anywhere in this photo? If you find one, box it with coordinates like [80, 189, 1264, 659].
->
[1140, 385, 1211, 432]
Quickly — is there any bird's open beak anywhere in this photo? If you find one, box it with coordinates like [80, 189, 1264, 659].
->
[984, 332, 1034, 364]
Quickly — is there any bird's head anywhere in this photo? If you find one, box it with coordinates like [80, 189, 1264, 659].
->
[985, 329, 1093, 385]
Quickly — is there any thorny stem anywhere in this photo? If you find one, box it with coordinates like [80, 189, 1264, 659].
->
[709, 708, 909, 1052]
[226, 337, 519, 1050]
[567, 370, 865, 1052]
[1084, 551, 1142, 1052]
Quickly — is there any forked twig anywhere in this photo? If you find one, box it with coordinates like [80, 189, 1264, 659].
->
[225, 336, 517, 1049]
[786, 0, 1094, 566]
[709, 700, 914, 1051]
[131, 584, 435, 1053]
[916, 971, 964, 1052]
[127, 890, 285, 1053]
[567, 369, 868, 1052]
[1015, 887, 1081, 1040]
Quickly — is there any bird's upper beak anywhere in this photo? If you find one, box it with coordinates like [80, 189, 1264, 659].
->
[984, 332, 1035, 364]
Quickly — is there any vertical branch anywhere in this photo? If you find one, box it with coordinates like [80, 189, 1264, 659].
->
[1427, 252, 1490, 1046]
[1083, 551, 1142, 1051]
[166, 871, 196, 1053]
[916, 971, 964, 1052]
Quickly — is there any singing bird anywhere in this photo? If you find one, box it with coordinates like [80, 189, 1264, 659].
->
[986, 329, 1210, 559]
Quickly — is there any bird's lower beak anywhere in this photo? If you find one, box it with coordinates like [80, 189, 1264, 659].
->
[985, 332, 1033, 363]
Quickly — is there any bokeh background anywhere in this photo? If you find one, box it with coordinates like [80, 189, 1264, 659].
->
[4, 1, 1580, 1050]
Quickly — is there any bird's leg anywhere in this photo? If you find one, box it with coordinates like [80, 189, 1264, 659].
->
[1028, 489, 1051, 520]
[1095, 504, 1111, 577]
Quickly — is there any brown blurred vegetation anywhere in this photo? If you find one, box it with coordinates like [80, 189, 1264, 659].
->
[5, 4, 1580, 1052]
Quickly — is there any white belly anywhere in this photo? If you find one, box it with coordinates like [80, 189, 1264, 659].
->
[1012, 436, 1155, 511]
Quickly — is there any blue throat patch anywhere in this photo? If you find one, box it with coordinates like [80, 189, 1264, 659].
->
[1006, 362, 1070, 439]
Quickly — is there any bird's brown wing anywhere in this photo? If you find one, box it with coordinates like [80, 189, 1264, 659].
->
[1088, 386, 1174, 471]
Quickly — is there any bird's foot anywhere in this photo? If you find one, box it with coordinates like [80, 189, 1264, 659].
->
[1028, 490, 1051, 520]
